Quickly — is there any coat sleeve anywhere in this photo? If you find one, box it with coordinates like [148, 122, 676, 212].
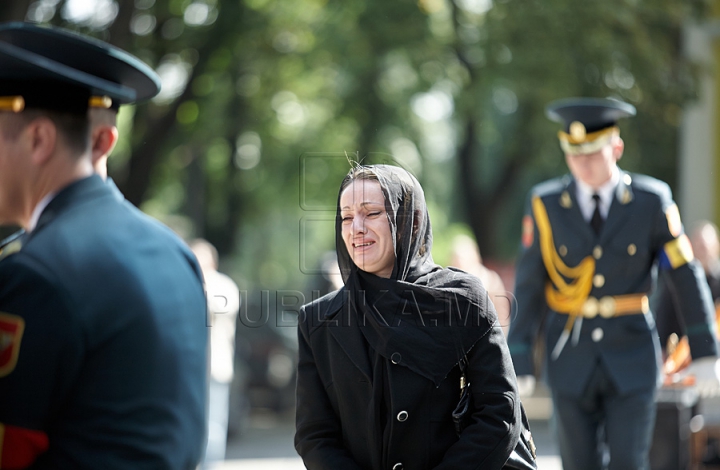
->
[434, 325, 522, 470]
[507, 192, 549, 376]
[0, 255, 83, 469]
[294, 306, 364, 470]
[651, 190, 718, 359]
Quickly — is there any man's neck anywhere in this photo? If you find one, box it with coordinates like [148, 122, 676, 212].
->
[21, 155, 94, 229]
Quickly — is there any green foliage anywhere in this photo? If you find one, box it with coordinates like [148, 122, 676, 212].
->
[12, 0, 708, 295]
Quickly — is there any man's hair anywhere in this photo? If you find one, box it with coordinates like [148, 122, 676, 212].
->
[1, 109, 90, 157]
[88, 107, 118, 129]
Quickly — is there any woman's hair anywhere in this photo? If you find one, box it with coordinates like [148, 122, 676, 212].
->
[339, 165, 379, 193]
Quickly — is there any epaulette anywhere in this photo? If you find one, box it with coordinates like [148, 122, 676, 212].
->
[626, 173, 672, 200]
[531, 175, 569, 199]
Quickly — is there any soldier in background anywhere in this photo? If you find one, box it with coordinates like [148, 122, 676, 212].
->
[508, 97, 720, 470]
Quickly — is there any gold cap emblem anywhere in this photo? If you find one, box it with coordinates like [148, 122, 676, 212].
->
[569, 121, 586, 141]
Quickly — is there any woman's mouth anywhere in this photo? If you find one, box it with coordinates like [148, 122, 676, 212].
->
[353, 241, 374, 249]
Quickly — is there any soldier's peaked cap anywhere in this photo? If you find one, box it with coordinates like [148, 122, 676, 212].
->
[0, 22, 161, 114]
[546, 97, 636, 134]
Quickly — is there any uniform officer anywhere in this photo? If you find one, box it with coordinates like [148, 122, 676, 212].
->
[507, 97, 720, 470]
[0, 22, 208, 469]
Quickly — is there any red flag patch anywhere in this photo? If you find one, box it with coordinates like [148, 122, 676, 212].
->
[522, 215, 534, 248]
[0, 313, 24, 378]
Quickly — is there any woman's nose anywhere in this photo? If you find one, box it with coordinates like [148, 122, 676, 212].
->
[351, 215, 366, 234]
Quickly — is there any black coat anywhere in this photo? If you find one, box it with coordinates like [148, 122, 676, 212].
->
[295, 288, 521, 470]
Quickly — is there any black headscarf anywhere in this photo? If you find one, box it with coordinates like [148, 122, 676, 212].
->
[336, 164, 497, 385]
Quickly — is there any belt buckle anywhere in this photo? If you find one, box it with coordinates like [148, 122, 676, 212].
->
[598, 296, 616, 318]
[582, 297, 598, 318]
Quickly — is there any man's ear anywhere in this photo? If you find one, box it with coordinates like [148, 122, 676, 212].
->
[613, 136, 625, 162]
[27, 117, 57, 166]
[91, 125, 119, 166]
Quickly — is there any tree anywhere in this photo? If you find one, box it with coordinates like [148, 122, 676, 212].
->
[0, 0, 708, 291]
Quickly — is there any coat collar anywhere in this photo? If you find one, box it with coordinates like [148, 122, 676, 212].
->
[28, 174, 112, 242]
[558, 176, 596, 240]
[558, 171, 634, 241]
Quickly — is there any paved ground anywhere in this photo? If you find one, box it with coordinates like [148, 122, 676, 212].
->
[218, 408, 563, 469]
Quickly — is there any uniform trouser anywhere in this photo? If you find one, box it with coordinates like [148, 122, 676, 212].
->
[551, 361, 657, 470]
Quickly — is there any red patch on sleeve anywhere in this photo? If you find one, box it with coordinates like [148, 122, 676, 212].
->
[522, 215, 534, 248]
[0, 423, 49, 469]
[0, 313, 24, 378]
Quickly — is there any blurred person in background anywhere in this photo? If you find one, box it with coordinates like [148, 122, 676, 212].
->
[507, 97, 720, 470]
[449, 233, 511, 335]
[191, 238, 240, 469]
[0, 22, 208, 468]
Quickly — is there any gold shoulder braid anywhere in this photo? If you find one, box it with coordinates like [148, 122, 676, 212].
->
[532, 196, 595, 358]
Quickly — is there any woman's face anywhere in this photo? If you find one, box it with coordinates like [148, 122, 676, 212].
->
[340, 179, 395, 278]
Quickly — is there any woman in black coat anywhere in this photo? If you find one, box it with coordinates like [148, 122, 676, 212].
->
[295, 165, 523, 470]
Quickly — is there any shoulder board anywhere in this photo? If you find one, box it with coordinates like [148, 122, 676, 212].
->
[627, 173, 672, 200]
[530, 175, 568, 199]
[0, 229, 25, 260]
[0, 230, 24, 250]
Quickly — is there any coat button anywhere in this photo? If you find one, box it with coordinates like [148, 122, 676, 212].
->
[392, 464, 404, 470]
[592, 328, 604, 342]
[559, 245, 568, 256]
[593, 246, 603, 259]
[397, 411, 408, 422]
[593, 274, 605, 288]
[628, 244, 637, 256]
[391, 352, 402, 364]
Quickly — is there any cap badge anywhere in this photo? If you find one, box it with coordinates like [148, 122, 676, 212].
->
[569, 121, 586, 141]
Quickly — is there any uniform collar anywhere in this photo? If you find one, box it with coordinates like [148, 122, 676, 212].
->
[573, 167, 619, 220]
[575, 166, 619, 207]
[27, 191, 57, 232]
[28, 174, 110, 239]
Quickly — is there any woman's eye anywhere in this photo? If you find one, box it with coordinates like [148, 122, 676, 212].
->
[368, 211, 382, 217]
[341, 216, 352, 223]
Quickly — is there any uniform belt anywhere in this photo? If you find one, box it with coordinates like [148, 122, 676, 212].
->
[558, 294, 649, 319]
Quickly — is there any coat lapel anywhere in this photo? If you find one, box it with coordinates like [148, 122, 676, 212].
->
[322, 289, 373, 381]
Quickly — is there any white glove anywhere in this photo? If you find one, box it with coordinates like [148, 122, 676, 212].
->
[682, 356, 720, 397]
[516, 375, 536, 397]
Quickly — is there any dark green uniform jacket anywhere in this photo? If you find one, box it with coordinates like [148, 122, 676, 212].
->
[0, 175, 208, 469]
